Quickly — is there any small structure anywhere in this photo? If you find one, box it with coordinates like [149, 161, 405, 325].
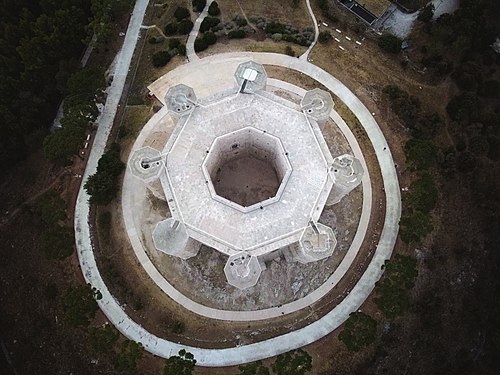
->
[130, 61, 363, 289]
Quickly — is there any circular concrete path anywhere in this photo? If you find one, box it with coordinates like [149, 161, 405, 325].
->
[75, 52, 400, 367]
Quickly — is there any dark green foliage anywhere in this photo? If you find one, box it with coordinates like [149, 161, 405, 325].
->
[192, 0, 207, 13]
[114, 340, 144, 372]
[451, 61, 483, 91]
[88, 324, 119, 353]
[375, 255, 418, 317]
[318, 31, 332, 43]
[200, 16, 220, 33]
[479, 80, 500, 98]
[383, 85, 421, 127]
[406, 173, 438, 214]
[399, 210, 434, 243]
[413, 112, 443, 139]
[33, 190, 67, 227]
[228, 29, 246, 39]
[446, 92, 479, 123]
[338, 312, 377, 351]
[165, 22, 178, 35]
[40, 225, 74, 260]
[84, 143, 124, 205]
[317, 0, 338, 22]
[169, 39, 181, 49]
[418, 3, 434, 22]
[208, 1, 221, 16]
[405, 139, 437, 170]
[203, 31, 217, 45]
[89, 0, 134, 46]
[177, 44, 187, 56]
[377, 34, 402, 54]
[271, 349, 312, 375]
[265, 21, 286, 34]
[178, 19, 194, 35]
[238, 360, 270, 375]
[63, 284, 102, 327]
[163, 349, 196, 375]
[194, 37, 208, 52]
[174, 6, 190, 21]
[456, 151, 477, 172]
[235, 18, 248, 27]
[152, 50, 171, 67]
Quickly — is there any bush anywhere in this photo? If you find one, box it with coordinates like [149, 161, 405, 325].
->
[84, 143, 124, 205]
[399, 211, 433, 243]
[238, 360, 270, 375]
[192, 0, 207, 12]
[63, 284, 102, 327]
[174, 6, 190, 21]
[235, 17, 247, 27]
[271, 349, 312, 375]
[318, 31, 332, 43]
[446, 92, 479, 123]
[418, 4, 434, 22]
[285, 45, 295, 57]
[265, 21, 286, 34]
[228, 29, 246, 39]
[169, 38, 181, 49]
[203, 31, 217, 45]
[177, 44, 187, 56]
[208, 1, 220, 16]
[164, 22, 178, 35]
[200, 16, 220, 33]
[194, 37, 208, 52]
[378, 34, 402, 54]
[114, 340, 144, 372]
[405, 139, 437, 170]
[382, 85, 421, 128]
[177, 19, 194, 35]
[88, 324, 119, 353]
[338, 312, 377, 351]
[152, 50, 171, 67]
[164, 349, 196, 375]
[479, 80, 500, 98]
[406, 173, 438, 214]
[41, 225, 74, 260]
[451, 61, 483, 91]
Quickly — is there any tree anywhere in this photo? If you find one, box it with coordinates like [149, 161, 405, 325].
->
[40, 225, 74, 260]
[378, 34, 402, 54]
[318, 31, 332, 43]
[203, 31, 217, 45]
[228, 29, 246, 39]
[165, 22, 178, 35]
[152, 50, 171, 67]
[406, 173, 438, 214]
[177, 19, 194, 35]
[194, 37, 208, 52]
[63, 284, 102, 327]
[208, 1, 220, 16]
[405, 139, 437, 170]
[446, 92, 479, 123]
[418, 4, 434, 23]
[114, 340, 144, 372]
[174, 6, 190, 21]
[192, 0, 207, 12]
[199, 16, 220, 33]
[88, 324, 119, 353]
[271, 349, 312, 375]
[238, 360, 270, 375]
[338, 312, 377, 351]
[164, 349, 196, 375]
[84, 143, 124, 205]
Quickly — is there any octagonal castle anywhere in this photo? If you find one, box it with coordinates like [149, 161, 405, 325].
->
[129, 61, 363, 289]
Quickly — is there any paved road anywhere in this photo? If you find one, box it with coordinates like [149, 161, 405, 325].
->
[300, 0, 319, 60]
[75, 48, 401, 366]
[186, 0, 214, 61]
[122, 72, 372, 321]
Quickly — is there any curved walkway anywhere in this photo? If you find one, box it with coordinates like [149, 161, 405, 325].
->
[300, 0, 319, 60]
[186, 0, 214, 61]
[75, 53, 400, 366]
[122, 73, 372, 321]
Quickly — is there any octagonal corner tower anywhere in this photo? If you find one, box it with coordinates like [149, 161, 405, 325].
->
[130, 61, 363, 289]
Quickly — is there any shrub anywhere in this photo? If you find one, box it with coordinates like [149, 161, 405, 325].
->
[418, 4, 434, 22]
[114, 340, 144, 372]
[228, 29, 246, 39]
[84, 143, 124, 205]
[238, 360, 270, 375]
[235, 17, 248, 27]
[399, 211, 433, 243]
[318, 31, 332, 43]
[208, 1, 220, 16]
[88, 324, 119, 353]
[163, 349, 196, 375]
[200, 16, 220, 32]
[41, 225, 74, 260]
[405, 139, 437, 170]
[203, 31, 217, 45]
[446, 92, 479, 123]
[63, 284, 102, 327]
[152, 50, 171, 67]
[479, 80, 500, 98]
[285, 45, 295, 57]
[194, 37, 208, 52]
[406, 173, 438, 214]
[338, 312, 377, 351]
[378, 34, 402, 54]
[177, 44, 187, 56]
[174, 6, 190, 21]
[177, 19, 194, 35]
[169, 38, 181, 49]
[271, 349, 312, 375]
[192, 0, 207, 12]
[265, 21, 286, 34]
[164, 22, 178, 35]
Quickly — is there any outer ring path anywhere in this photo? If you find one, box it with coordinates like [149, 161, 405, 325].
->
[123, 73, 372, 321]
[74, 52, 401, 367]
